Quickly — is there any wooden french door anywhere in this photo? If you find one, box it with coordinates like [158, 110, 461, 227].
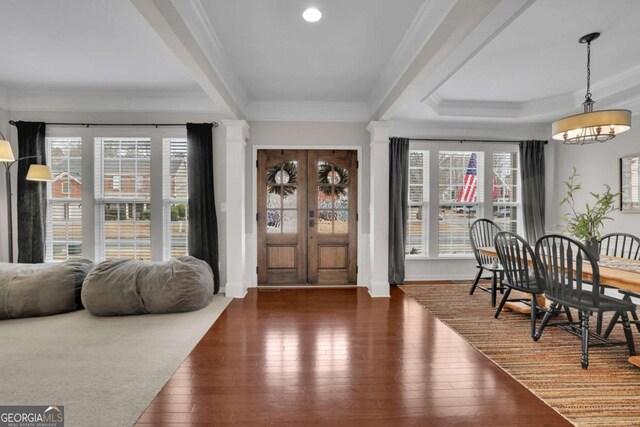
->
[257, 149, 357, 285]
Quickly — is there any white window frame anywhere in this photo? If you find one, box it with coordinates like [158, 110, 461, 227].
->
[407, 141, 522, 260]
[406, 150, 429, 257]
[162, 138, 189, 259]
[45, 137, 83, 262]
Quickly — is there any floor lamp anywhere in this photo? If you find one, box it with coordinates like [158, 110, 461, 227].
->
[0, 133, 53, 263]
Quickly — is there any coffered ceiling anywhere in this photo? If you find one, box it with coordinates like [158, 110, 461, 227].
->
[1, 0, 639, 125]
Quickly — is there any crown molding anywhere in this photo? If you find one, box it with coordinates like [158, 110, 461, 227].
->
[390, 119, 549, 139]
[171, 0, 250, 114]
[5, 88, 222, 113]
[247, 101, 369, 122]
[366, 0, 456, 118]
[424, 66, 640, 121]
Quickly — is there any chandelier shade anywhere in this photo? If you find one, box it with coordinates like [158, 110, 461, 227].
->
[552, 32, 632, 145]
[552, 108, 631, 145]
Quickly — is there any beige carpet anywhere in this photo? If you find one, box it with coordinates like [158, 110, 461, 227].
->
[0, 295, 231, 427]
[401, 283, 640, 427]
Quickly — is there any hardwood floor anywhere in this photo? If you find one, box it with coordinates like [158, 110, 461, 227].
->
[136, 287, 571, 426]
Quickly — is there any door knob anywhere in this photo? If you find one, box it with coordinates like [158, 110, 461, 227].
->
[309, 219, 315, 227]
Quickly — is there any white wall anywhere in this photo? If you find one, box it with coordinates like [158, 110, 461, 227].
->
[548, 115, 640, 236]
[391, 120, 550, 281]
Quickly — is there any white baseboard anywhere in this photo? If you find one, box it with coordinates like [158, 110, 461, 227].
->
[225, 282, 247, 298]
[368, 281, 390, 298]
[404, 274, 474, 282]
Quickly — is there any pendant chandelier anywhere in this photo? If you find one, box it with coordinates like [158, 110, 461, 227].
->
[552, 32, 631, 145]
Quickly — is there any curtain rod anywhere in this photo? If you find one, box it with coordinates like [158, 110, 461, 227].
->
[9, 120, 218, 128]
[407, 137, 547, 145]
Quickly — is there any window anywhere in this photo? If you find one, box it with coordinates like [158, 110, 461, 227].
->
[46, 137, 83, 261]
[407, 143, 520, 258]
[438, 151, 484, 256]
[492, 152, 519, 233]
[406, 151, 429, 256]
[164, 138, 188, 258]
[95, 137, 151, 260]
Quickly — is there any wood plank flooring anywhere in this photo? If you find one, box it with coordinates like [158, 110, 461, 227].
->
[136, 287, 571, 426]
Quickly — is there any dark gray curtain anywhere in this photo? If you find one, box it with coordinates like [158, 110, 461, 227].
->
[16, 121, 47, 263]
[519, 140, 546, 244]
[389, 137, 409, 285]
[187, 123, 221, 294]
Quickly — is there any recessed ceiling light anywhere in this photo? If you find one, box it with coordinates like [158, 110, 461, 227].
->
[303, 7, 322, 23]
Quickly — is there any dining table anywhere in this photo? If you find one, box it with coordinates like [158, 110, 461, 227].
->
[478, 246, 640, 367]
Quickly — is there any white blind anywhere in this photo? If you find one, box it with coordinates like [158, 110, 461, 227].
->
[406, 150, 429, 256]
[492, 151, 520, 233]
[438, 151, 484, 256]
[46, 137, 83, 261]
[95, 137, 152, 260]
[163, 138, 188, 259]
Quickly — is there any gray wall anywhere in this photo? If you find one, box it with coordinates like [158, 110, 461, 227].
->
[0, 111, 227, 287]
[548, 115, 640, 237]
[391, 121, 551, 281]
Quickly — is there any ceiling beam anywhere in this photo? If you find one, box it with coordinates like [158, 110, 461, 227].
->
[131, 0, 243, 119]
[373, 0, 535, 121]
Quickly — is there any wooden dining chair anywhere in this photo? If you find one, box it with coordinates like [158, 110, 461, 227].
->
[469, 219, 504, 307]
[535, 234, 636, 369]
[599, 233, 640, 338]
[493, 232, 546, 339]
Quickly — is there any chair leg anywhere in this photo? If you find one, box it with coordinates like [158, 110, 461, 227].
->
[581, 310, 590, 369]
[499, 271, 504, 294]
[469, 268, 483, 295]
[603, 310, 621, 339]
[563, 305, 574, 323]
[596, 312, 604, 335]
[494, 287, 512, 319]
[491, 272, 498, 307]
[534, 302, 557, 342]
[630, 308, 640, 334]
[530, 294, 538, 340]
[620, 311, 637, 356]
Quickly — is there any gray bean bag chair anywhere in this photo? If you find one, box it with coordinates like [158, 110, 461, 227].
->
[81, 256, 214, 316]
[0, 259, 94, 319]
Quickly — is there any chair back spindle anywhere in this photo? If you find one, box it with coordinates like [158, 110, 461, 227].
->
[470, 219, 501, 266]
[536, 234, 602, 309]
[600, 233, 640, 260]
[494, 231, 543, 293]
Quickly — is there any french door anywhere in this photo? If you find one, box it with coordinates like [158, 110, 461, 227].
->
[257, 149, 357, 285]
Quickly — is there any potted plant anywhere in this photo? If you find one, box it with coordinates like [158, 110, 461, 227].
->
[561, 168, 619, 261]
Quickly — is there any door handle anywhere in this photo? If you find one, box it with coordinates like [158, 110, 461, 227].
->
[309, 219, 315, 227]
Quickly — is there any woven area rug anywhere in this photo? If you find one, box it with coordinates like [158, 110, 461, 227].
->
[400, 283, 640, 427]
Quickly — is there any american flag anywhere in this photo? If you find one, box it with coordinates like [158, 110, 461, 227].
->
[457, 153, 477, 202]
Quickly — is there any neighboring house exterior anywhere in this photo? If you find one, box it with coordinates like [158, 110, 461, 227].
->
[51, 172, 82, 199]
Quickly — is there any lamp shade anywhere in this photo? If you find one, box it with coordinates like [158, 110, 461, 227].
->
[26, 164, 54, 182]
[552, 109, 632, 145]
[0, 139, 15, 162]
